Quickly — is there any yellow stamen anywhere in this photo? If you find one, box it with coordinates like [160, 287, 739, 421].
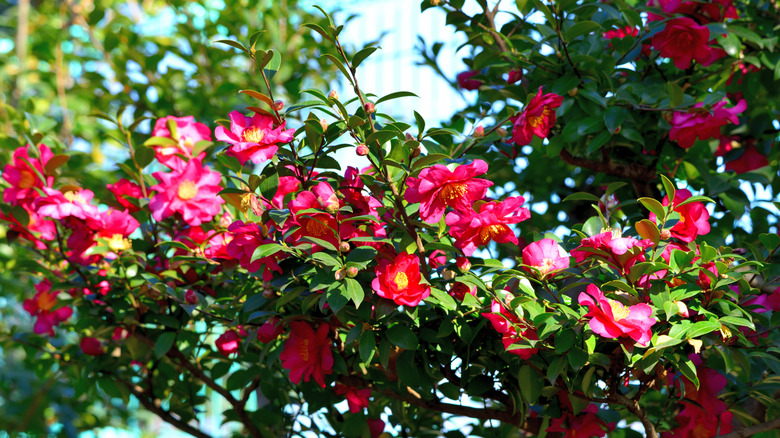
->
[242, 127, 265, 143]
[64, 191, 86, 204]
[299, 338, 310, 362]
[304, 219, 329, 237]
[394, 272, 409, 289]
[18, 170, 36, 189]
[527, 107, 551, 128]
[177, 180, 198, 200]
[608, 299, 630, 321]
[540, 258, 555, 275]
[478, 224, 508, 245]
[107, 234, 131, 252]
[439, 182, 468, 203]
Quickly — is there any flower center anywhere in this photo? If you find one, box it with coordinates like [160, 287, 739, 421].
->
[37, 291, 57, 312]
[242, 127, 265, 143]
[18, 170, 36, 189]
[177, 180, 198, 200]
[304, 218, 329, 237]
[540, 258, 555, 275]
[107, 234, 131, 252]
[64, 191, 85, 204]
[527, 107, 551, 128]
[609, 299, 630, 321]
[478, 224, 508, 244]
[299, 338, 310, 362]
[394, 272, 409, 289]
[439, 182, 468, 203]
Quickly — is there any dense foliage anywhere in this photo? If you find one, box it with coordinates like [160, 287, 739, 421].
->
[1, 0, 779, 437]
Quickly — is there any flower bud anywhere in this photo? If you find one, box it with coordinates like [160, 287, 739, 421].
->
[612, 126, 621, 134]
[272, 100, 284, 111]
[496, 127, 508, 137]
[405, 132, 415, 142]
[356, 144, 369, 156]
[346, 266, 359, 278]
[568, 88, 578, 97]
[335, 268, 347, 281]
[411, 144, 422, 159]
[262, 288, 275, 299]
[474, 126, 485, 138]
[339, 241, 351, 252]
[320, 118, 329, 131]
[328, 90, 339, 100]
[364, 102, 375, 114]
[660, 229, 672, 240]
[185, 289, 199, 305]
[80, 337, 105, 356]
[674, 300, 689, 318]
[507, 69, 523, 84]
[456, 257, 471, 273]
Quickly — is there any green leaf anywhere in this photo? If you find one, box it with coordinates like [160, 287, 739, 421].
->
[263, 49, 282, 81]
[342, 278, 365, 307]
[555, 329, 576, 353]
[563, 192, 601, 203]
[214, 39, 249, 53]
[359, 331, 376, 363]
[759, 233, 780, 252]
[134, 145, 155, 168]
[586, 130, 612, 155]
[155, 332, 176, 358]
[303, 22, 334, 43]
[565, 21, 601, 41]
[635, 219, 660, 246]
[323, 54, 353, 83]
[346, 246, 377, 263]
[251, 243, 282, 262]
[258, 172, 279, 201]
[665, 82, 684, 107]
[603, 106, 626, 134]
[375, 91, 418, 105]
[639, 197, 666, 221]
[518, 366, 543, 404]
[352, 46, 379, 69]
[677, 357, 699, 388]
[427, 287, 457, 311]
[386, 325, 418, 350]
[686, 320, 721, 339]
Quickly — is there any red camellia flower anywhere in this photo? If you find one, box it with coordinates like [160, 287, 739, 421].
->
[724, 141, 769, 174]
[456, 70, 482, 90]
[446, 196, 530, 256]
[578, 284, 656, 346]
[482, 291, 538, 359]
[2, 143, 54, 207]
[547, 393, 614, 438]
[80, 337, 105, 356]
[522, 238, 570, 279]
[288, 182, 351, 252]
[571, 230, 654, 276]
[449, 282, 476, 301]
[647, 0, 738, 24]
[669, 100, 746, 149]
[506, 69, 523, 84]
[257, 317, 284, 343]
[106, 178, 143, 213]
[650, 189, 711, 243]
[226, 221, 284, 281]
[405, 159, 493, 223]
[367, 419, 385, 438]
[279, 321, 334, 388]
[22, 280, 73, 336]
[149, 158, 224, 226]
[509, 86, 563, 146]
[148, 115, 211, 170]
[650, 18, 713, 69]
[334, 383, 372, 413]
[372, 252, 431, 306]
[215, 111, 294, 165]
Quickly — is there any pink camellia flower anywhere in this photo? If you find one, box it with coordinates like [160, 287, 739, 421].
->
[0, 207, 55, 250]
[456, 70, 482, 90]
[522, 238, 570, 279]
[35, 188, 100, 224]
[2, 143, 54, 207]
[80, 337, 105, 356]
[149, 115, 211, 170]
[92, 208, 141, 257]
[482, 291, 538, 359]
[257, 317, 285, 343]
[647, 0, 738, 24]
[106, 178, 143, 213]
[446, 196, 530, 256]
[215, 329, 244, 356]
[279, 321, 333, 388]
[578, 284, 656, 346]
[22, 280, 73, 336]
[287, 183, 347, 252]
[669, 100, 746, 149]
[456, 256, 471, 273]
[604, 25, 638, 39]
[650, 189, 711, 243]
[149, 158, 224, 226]
[449, 282, 476, 301]
[226, 221, 284, 281]
[651, 18, 712, 69]
[428, 249, 447, 269]
[405, 159, 493, 224]
[334, 384, 372, 413]
[215, 111, 294, 165]
[510, 86, 563, 146]
[372, 252, 431, 307]
[571, 230, 654, 276]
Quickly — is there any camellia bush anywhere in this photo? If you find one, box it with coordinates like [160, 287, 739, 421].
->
[1, 0, 780, 437]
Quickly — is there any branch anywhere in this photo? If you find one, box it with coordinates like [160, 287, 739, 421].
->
[714, 417, 780, 438]
[115, 378, 212, 438]
[608, 392, 658, 438]
[559, 149, 658, 198]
